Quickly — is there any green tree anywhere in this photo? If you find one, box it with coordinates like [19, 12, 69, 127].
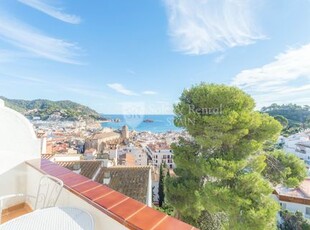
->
[263, 150, 307, 188]
[158, 164, 165, 207]
[274, 115, 289, 129]
[165, 84, 306, 230]
[279, 210, 310, 230]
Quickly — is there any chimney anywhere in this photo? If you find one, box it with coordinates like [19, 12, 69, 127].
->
[72, 162, 81, 174]
[103, 171, 111, 184]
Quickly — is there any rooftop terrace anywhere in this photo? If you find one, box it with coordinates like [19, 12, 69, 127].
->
[0, 99, 195, 229]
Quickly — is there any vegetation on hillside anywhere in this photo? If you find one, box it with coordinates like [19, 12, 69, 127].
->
[0, 96, 103, 121]
[165, 84, 306, 230]
[261, 104, 310, 136]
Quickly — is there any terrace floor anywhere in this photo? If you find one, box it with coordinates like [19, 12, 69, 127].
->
[1, 203, 32, 224]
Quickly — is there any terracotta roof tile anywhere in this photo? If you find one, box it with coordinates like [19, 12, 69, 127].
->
[92, 132, 121, 140]
[127, 206, 167, 230]
[109, 198, 146, 220]
[55, 161, 101, 179]
[153, 216, 194, 230]
[72, 181, 102, 193]
[26, 159, 195, 230]
[82, 185, 114, 200]
[95, 191, 128, 209]
[95, 166, 150, 204]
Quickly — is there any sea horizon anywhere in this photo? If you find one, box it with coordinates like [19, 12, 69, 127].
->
[101, 114, 182, 133]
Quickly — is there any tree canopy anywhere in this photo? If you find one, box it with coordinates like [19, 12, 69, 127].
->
[263, 150, 307, 188]
[165, 84, 306, 230]
[274, 115, 289, 129]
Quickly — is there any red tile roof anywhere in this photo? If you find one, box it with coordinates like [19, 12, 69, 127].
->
[53, 160, 149, 204]
[147, 142, 171, 152]
[55, 161, 101, 179]
[275, 178, 310, 205]
[26, 159, 194, 230]
[95, 166, 150, 204]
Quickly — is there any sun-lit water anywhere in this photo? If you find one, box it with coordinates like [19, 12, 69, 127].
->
[101, 114, 183, 133]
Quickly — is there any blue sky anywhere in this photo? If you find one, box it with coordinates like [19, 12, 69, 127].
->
[0, 0, 310, 114]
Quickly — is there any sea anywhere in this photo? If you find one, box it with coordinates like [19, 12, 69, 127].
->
[101, 114, 183, 133]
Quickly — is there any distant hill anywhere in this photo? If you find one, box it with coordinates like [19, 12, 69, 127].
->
[0, 96, 104, 121]
[261, 103, 310, 135]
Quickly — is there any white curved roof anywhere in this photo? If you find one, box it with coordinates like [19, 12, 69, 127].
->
[0, 99, 40, 175]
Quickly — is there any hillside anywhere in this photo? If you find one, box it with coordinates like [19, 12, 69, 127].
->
[0, 96, 103, 121]
[261, 103, 310, 135]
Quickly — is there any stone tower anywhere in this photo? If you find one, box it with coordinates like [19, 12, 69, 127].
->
[121, 125, 129, 140]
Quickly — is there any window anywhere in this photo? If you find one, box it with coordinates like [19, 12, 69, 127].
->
[306, 207, 310, 216]
[280, 203, 286, 210]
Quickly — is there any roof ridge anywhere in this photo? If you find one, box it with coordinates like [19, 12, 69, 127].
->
[108, 166, 151, 169]
[55, 160, 101, 163]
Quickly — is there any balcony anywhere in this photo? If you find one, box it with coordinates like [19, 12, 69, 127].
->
[0, 159, 195, 229]
[0, 100, 195, 229]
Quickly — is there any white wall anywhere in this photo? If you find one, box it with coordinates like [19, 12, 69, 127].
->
[273, 195, 310, 219]
[0, 163, 28, 208]
[279, 201, 310, 219]
[0, 99, 40, 175]
[146, 169, 152, 207]
[152, 150, 175, 168]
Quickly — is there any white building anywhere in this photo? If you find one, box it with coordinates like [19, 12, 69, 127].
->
[295, 142, 310, 164]
[127, 145, 148, 166]
[114, 144, 148, 166]
[282, 131, 310, 166]
[273, 178, 310, 219]
[50, 153, 82, 162]
[145, 142, 175, 169]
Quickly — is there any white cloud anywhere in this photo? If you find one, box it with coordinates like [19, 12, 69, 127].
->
[232, 43, 310, 107]
[107, 83, 138, 96]
[142, 91, 157, 95]
[18, 0, 81, 24]
[0, 15, 81, 64]
[164, 0, 264, 55]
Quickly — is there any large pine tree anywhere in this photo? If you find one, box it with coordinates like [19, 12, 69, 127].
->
[165, 84, 306, 230]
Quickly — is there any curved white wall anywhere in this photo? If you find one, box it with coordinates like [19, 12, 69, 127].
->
[0, 99, 40, 175]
